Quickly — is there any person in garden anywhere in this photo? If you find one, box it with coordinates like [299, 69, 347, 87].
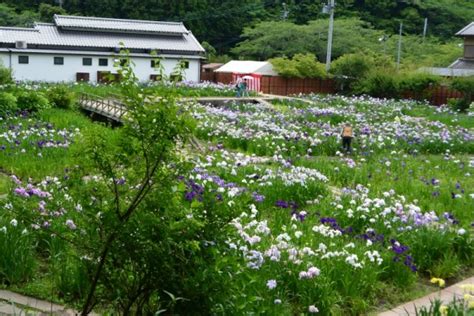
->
[241, 79, 249, 97]
[341, 123, 353, 153]
[235, 78, 243, 97]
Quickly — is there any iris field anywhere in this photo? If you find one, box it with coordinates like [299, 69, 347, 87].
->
[0, 85, 473, 314]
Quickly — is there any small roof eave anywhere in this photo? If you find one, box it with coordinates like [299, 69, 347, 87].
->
[455, 22, 474, 36]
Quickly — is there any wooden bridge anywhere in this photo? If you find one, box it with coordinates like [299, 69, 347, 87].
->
[77, 93, 298, 123]
[79, 93, 127, 122]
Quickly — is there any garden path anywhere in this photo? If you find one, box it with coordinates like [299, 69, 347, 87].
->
[0, 289, 101, 315]
[378, 276, 474, 315]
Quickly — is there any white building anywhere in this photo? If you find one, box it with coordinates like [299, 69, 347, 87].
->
[215, 60, 278, 91]
[0, 15, 205, 82]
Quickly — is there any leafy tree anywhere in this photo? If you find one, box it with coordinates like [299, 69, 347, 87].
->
[232, 21, 315, 60]
[201, 41, 217, 61]
[330, 53, 375, 91]
[270, 56, 301, 78]
[0, 63, 13, 85]
[270, 53, 326, 78]
[76, 51, 190, 314]
[292, 53, 326, 78]
[2, 0, 473, 54]
[38, 3, 66, 22]
[418, 0, 474, 39]
[233, 18, 383, 61]
[0, 3, 38, 26]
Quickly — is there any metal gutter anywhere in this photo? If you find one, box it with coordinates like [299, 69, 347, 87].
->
[7, 48, 12, 71]
[0, 48, 204, 59]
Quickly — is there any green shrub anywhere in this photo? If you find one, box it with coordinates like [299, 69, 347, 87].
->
[0, 65, 13, 85]
[46, 85, 76, 109]
[270, 53, 326, 78]
[400, 73, 441, 99]
[16, 91, 50, 112]
[270, 56, 301, 78]
[0, 92, 17, 115]
[356, 71, 401, 98]
[448, 98, 471, 112]
[292, 53, 326, 78]
[0, 63, 13, 85]
[331, 53, 374, 92]
[450, 76, 474, 112]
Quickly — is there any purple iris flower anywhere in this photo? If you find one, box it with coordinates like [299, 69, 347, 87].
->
[275, 200, 289, 208]
[252, 192, 265, 203]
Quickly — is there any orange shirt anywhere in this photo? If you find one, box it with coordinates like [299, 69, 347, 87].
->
[342, 126, 353, 137]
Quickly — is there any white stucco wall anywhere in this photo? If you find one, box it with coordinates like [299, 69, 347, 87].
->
[0, 52, 200, 82]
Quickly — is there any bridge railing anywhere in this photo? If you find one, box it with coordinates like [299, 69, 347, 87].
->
[78, 93, 128, 121]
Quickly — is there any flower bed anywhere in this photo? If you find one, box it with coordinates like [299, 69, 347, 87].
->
[0, 94, 473, 314]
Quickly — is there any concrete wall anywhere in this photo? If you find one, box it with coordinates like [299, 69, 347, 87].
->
[0, 52, 200, 82]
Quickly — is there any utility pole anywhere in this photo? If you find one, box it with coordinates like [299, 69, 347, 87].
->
[396, 22, 403, 71]
[422, 18, 428, 40]
[324, 0, 335, 72]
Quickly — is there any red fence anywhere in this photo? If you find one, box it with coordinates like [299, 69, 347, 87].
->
[201, 72, 463, 105]
[401, 85, 463, 106]
[260, 76, 336, 95]
[200, 71, 215, 82]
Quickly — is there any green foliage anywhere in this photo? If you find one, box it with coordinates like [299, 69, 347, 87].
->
[170, 59, 189, 82]
[293, 53, 326, 78]
[46, 85, 76, 109]
[270, 53, 325, 78]
[450, 76, 474, 112]
[331, 53, 374, 79]
[0, 221, 36, 285]
[1, 0, 473, 55]
[15, 91, 50, 112]
[0, 64, 13, 85]
[234, 18, 384, 61]
[331, 53, 375, 92]
[399, 73, 441, 94]
[67, 49, 212, 314]
[38, 3, 66, 22]
[0, 92, 17, 115]
[413, 297, 468, 316]
[269, 57, 299, 78]
[201, 41, 217, 61]
[356, 71, 401, 98]
[398, 73, 442, 101]
[0, 3, 38, 27]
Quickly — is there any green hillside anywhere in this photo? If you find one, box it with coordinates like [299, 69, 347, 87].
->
[0, 0, 472, 66]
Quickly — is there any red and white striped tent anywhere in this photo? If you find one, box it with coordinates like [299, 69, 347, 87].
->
[215, 61, 277, 92]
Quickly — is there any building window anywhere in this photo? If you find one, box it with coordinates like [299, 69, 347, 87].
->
[83, 57, 92, 66]
[99, 58, 108, 66]
[170, 74, 183, 82]
[54, 57, 64, 65]
[151, 60, 160, 68]
[18, 56, 29, 64]
[150, 74, 162, 81]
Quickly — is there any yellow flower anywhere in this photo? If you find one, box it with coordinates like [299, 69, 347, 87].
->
[439, 305, 448, 316]
[460, 284, 474, 294]
[464, 293, 474, 302]
[430, 277, 446, 288]
[469, 300, 474, 310]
